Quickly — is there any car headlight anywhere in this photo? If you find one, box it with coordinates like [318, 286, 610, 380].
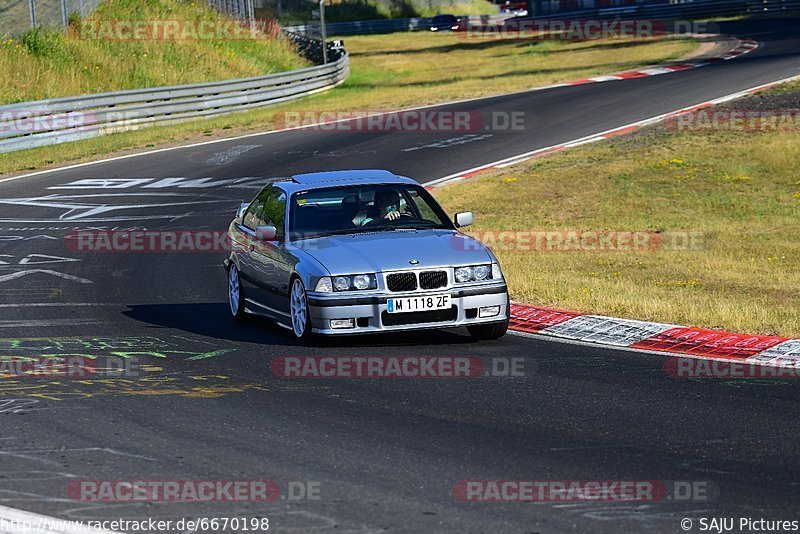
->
[353, 274, 371, 290]
[334, 276, 350, 291]
[454, 264, 494, 283]
[455, 266, 473, 283]
[491, 262, 503, 281]
[473, 265, 491, 280]
[325, 274, 378, 292]
[315, 277, 333, 292]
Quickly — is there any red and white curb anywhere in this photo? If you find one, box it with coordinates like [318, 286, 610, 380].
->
[564, 37, 758, 86]
[509, 304, 800, 367]
[426, 70, 800, 190]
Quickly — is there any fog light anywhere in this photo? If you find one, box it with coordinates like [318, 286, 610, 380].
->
[330, 319, 355, 329]
[479, 306, 500, 318]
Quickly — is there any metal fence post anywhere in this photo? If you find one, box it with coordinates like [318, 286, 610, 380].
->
[61, 0, 69, 28]
[29, 0, 37, 28]
[319, 0, 328, 64]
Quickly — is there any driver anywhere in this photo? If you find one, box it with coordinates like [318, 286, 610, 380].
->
[361, 189, 402, 225]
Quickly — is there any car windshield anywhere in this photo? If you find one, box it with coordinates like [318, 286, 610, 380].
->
[289, 184, 454, 240]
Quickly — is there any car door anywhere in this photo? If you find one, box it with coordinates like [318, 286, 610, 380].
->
[235, 190, 268, 308]
[245, 186, 294, 317]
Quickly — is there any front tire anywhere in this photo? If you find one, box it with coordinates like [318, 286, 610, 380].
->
[289, 277, 313, 340]
[228, 263, 246, 321]
[467, 320, 508, 341]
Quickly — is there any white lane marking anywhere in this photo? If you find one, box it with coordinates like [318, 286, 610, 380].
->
[0, 303, 118, 307]
[0, 504, 123, 534]
[0, 399, 46, 415]
[426, 72, 800, 188]
[0, 35, 746, 186]
[0, 235, 58, 242]
[0, 319, 105, 328]
[17, 254, 80, 266]
[0, 448, 156, 462]
[562, 137, 604, 148]
[50, 178, 154, 189]
[0, 193, 232, 221]
[0, 270, 92, 284]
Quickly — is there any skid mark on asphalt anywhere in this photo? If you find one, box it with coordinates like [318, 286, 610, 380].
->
[402, 133, 493, 152]
[0, 335, 327, 402]
[280, 149, 379, 159]
[558, 503, 718, 523]
[202, 145, 261, 166]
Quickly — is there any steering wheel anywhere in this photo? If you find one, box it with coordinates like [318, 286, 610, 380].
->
[363, 212, 415, 226]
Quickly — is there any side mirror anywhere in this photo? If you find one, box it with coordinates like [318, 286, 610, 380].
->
[454, 211, 474, 228]
[255, 225, 277, 241]
[236, 202, 249, 219]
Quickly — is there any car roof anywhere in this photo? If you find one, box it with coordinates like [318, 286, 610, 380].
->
[283, 170, 417, 191]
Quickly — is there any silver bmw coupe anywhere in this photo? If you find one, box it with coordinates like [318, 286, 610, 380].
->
[224, 170, 509, 341]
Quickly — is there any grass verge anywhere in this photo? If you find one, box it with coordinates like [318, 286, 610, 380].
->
[434, 87, 800, 337]
[0, 32, 696, 176]
[0, 0, 308, 104]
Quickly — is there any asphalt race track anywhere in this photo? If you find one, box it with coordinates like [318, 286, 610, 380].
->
[0, 18, 799, 533]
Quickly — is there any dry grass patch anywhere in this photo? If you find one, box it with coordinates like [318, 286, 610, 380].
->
[434, 126, 800, 336]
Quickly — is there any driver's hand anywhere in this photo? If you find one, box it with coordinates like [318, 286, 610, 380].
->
[384, 210, 401, 221]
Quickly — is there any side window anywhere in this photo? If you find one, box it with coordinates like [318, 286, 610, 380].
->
[243, 195, 266, 230]
[262, 189, 287, 238]
[243, 187, 286, 234]
[405, 188, 438, 223]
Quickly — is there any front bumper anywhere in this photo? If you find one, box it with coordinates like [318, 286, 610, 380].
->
[306, 283, 509, 335]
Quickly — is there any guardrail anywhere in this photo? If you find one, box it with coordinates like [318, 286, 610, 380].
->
[0, 36, 347, 154]
[531, 0, 800, 19]
[284, 14, 509, 36]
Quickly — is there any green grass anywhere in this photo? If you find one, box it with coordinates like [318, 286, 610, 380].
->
[0, 0, 308, 104]
[434, 121, 800, 337]
[763, 78, 800, 94]
[0, 31, 696, 176]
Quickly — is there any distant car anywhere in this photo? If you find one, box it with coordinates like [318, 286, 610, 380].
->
[500, 1, 528, 16]
[500, 7, 528, 16]
[429, 14, 461, 32]
[224, 170, 509, 341]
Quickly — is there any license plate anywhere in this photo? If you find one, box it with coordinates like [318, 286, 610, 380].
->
[387, 294, 451, 314]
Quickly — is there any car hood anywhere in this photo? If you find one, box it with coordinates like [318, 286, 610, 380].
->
[293, 229, 492, 275]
